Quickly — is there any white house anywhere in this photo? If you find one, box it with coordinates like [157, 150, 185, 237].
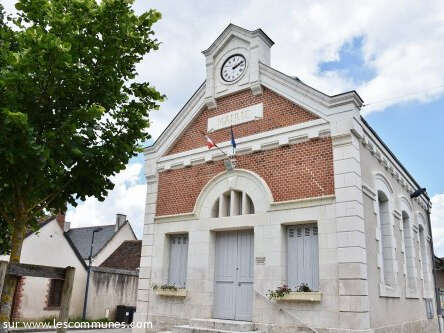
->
[133, 24, 438, 333]
[1, 213, 137, 320]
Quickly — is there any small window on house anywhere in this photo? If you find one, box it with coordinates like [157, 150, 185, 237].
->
[168, 234, 188, 288]
[378, 190, 395, 286]
[287, 223, 319, 291]
[47, 279, 63, 308]
[211, 190, 255, 217]
[402, 211, 416, 289]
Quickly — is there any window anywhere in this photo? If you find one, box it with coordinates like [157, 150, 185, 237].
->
[168, 234, 188, 288]
[287, 224, 319, 291]
[47, 279, 63, 308]
[425, 298, 434, 319]
[402, 211, 416, 289]
[377, 190, 395, 286]
[419, 225, 429, 286]
[211, 190, 254, 217]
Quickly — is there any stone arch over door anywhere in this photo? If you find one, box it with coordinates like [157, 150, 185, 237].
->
[194, 169, 273, 218]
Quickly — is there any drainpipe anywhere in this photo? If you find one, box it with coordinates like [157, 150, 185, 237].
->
[426, 206, 442, 332]
[82, 227, 102, 320]
[411, 188, 442, 332]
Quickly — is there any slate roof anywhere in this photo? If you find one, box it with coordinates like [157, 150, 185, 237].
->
[65, 224, 118, 260]
[100, 240, 142, 271]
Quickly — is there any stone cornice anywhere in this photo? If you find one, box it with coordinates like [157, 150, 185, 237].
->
[356, 117, 429, 211]
[268, 195, 335, 211]
[143, 82, 206, 157]
[362, 183, 377, 200]
[154, 195, 336, 223]
[202, 24, 274, 56]
[154, 118, 329, 173]
[259, 63, 363, 112]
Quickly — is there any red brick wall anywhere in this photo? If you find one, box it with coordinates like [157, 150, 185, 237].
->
[156, 137, 334, 216]
[167, 87, 318, 155]
[11, 277, 25, 320]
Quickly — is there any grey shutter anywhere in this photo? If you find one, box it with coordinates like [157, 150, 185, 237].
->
[287, 224, 319, 291]
[168, 234, 188, 288]
[425, 298, 434, 319]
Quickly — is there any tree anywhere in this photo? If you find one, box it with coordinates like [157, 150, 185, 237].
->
[0, 0, 163, 322]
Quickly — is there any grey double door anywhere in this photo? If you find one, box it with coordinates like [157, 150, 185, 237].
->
[213, 230, 254, 321]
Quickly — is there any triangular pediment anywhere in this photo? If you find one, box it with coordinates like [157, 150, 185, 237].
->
[202, 24, 274, 57]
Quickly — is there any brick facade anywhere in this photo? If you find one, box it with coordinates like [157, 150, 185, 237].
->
[156, 137, 334, 216]
[167, 87, 319, 155]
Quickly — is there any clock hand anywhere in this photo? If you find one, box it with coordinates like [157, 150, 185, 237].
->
[232, 61, 243, 70]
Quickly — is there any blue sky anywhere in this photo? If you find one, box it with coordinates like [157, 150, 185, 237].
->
[5, 0, 439, 254]
[365, 99, 444, 197]
[318, 37, 444, 197]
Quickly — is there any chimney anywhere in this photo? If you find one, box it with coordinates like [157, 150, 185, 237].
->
[56, 212, 70, 232]
[115, 214, 127, 231]
[63, 221, 71, 232]
[56, 212, 65, 229]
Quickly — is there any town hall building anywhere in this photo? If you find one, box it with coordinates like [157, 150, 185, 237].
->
[133, 25, 438, 333]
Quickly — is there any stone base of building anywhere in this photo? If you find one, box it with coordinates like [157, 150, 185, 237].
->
[136, 314, 439, 333]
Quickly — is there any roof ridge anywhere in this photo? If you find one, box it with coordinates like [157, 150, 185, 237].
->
[67, 224, 115, 231]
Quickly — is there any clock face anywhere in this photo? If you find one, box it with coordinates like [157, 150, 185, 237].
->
[221, 54, 246, 82]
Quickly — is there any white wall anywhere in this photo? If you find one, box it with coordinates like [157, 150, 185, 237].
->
[360, 140, 437, 330]
[144, 170, 339, 331]
[86, 267, 138, 320]
[2, 219, 87, 320]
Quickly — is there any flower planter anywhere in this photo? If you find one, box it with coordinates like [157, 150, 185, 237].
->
[155, 288, 187, 297]
[275, 291, 322, 302]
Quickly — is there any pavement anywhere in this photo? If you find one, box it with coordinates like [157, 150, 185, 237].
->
[9, 329, 132, 333]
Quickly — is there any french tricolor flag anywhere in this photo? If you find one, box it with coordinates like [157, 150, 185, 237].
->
[205, 135, 215, 149]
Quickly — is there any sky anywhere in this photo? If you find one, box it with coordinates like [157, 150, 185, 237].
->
[2, 1, 444, 254]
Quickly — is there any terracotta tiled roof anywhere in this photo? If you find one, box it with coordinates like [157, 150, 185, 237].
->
[100, 240, 142, 271]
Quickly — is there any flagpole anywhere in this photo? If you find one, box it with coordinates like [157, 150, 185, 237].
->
[199, 130, 229, 158]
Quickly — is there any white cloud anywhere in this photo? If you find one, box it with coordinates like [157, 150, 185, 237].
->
[128, 0, 444, 129]
[4, 0, 444, 130]
[432, 194, 444, 257]
[66, 163, 146, 238]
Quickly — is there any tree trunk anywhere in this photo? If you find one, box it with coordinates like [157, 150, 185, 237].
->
[0, 215, 27, 326]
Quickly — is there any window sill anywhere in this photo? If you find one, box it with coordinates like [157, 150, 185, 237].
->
[379, 283, 401, 298]
[155, 288, 187, 297]
[274, 292, 322, 302]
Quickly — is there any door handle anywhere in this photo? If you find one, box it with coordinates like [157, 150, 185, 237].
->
[238, 282, 241, 286]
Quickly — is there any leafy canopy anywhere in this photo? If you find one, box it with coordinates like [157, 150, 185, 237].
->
[0, 0, 164, 251]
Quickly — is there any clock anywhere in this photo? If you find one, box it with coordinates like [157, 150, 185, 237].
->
[221, 54, 246, 82]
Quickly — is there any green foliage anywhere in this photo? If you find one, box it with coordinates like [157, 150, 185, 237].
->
[152, 284, 178, 291]
[0, 0, 164, 251]
[267, 283, 312, 299]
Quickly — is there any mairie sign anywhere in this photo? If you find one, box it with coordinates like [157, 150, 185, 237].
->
[207, 103, 263, 133]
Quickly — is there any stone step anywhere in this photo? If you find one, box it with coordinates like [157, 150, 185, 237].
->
[189, 318, 255, 332]
[172, 325, 260, 333]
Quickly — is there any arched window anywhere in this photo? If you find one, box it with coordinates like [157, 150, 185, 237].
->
[402, 211, 415, 289]
[378, 190, 395, 286]
[211, 190, 255, 218]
